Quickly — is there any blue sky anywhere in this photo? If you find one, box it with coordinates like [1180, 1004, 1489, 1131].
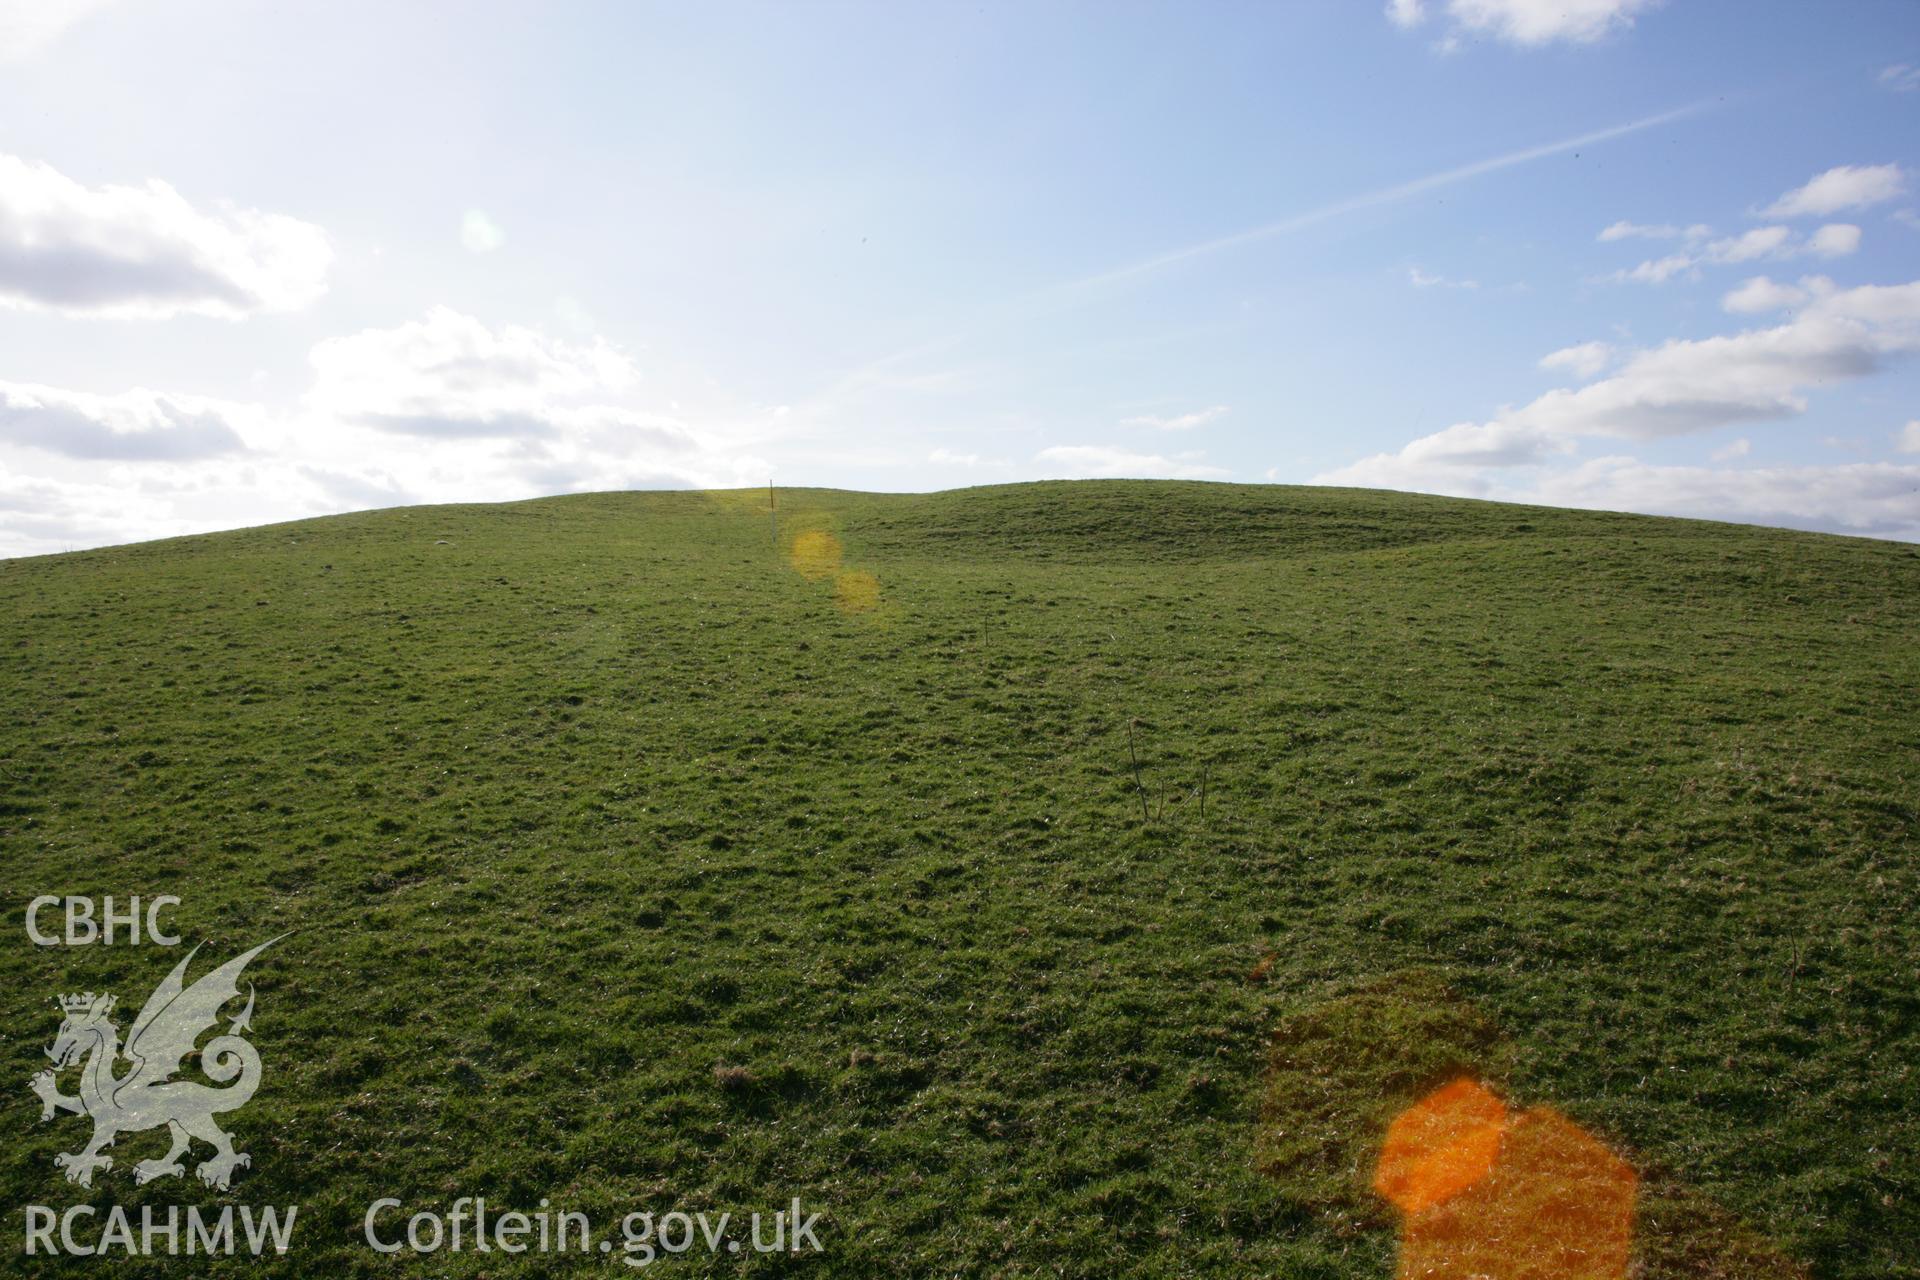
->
[1, 0, 1917, 555]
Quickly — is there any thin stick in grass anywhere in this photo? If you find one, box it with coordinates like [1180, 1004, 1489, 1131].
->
[1127, 718, 1150, 824]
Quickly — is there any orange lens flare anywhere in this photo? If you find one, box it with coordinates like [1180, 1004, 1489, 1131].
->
[1374, 1076, 1508, 1215]
[1377, 1080, 1636, 1280]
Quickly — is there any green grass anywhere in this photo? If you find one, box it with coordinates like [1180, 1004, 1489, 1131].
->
[1, 480, 1915, 1277]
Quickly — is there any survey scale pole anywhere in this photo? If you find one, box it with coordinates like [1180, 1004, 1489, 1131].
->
[769, 479, 777, 552]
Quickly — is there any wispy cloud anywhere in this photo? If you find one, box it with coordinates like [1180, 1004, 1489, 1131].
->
[1602, 223, 1860, 286]
[1877, 64, 1920, 93]
[1409, 267, 1478, 289]
[1120, 405, 1230, 431]
[929, 447, 992, 467]
[1058, 102, 1713, 296]
[1034, 445, 1227, 480]
[816, 101, 1715, 420]
[1597, 220, 1711, 242]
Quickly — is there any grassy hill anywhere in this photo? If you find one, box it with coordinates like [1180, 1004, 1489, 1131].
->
[2, 481, 1915, 1277]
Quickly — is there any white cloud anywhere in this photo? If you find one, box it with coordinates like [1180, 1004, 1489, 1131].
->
[1539, 341, 1613, 380]
[0, 153, 330, 318]
[0, 308, 788, 556]
[1119, 404, 1230, 431]
[1809, 223, 1862, 257]
[1706, 225, 1791, 263]
[1761, 164, 1906, 218]
[1319, 448, 1920, 540]
[1711, 437, 1750, 461]
[1320, 278, 1920, 498]
[0, 448, 452, 560]
[1524, 457, 1920, 539]
[1385, 0, 1426, 29]
[1033, 445, 1227, 480]
[1393, 418, 1574, 469]
[1721, 275, 1810, 314]
[1540, 282, 1920, 437]
[929, 447, 981, 466]
[460, 210, 505, 254]
[0, 381, 253, 460]
[552, 294, 596, 334]
[1898, 421, 1920, 454]
[1409, 266, 1478, 289]
[1878, 64, 1920, 93]
[0, 0, 118, 63]
[0, 470, 216, 558]
[307, 306, 644, 437]
[1393, 0, 1660, 46]
[296, 311, 778, 503]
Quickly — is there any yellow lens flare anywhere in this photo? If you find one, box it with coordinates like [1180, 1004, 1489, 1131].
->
[832, 569, 881, 613]
[685, 491, 887, 617]
[788, 528, 843, 581]
[1377, 1079, 1636, 1280]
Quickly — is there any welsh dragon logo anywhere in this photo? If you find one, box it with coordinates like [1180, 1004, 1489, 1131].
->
[28, 937, 282, 1190]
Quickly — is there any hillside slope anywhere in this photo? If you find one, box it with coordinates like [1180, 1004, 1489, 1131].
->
[3, 482, 1915, 1277]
